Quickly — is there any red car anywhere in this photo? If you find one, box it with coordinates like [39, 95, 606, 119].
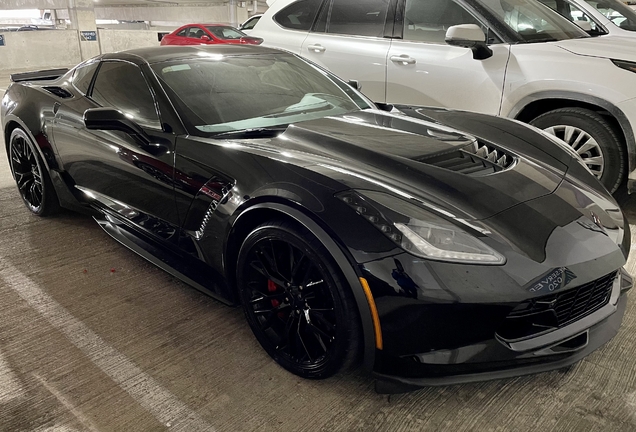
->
[160, 24, 263, 46]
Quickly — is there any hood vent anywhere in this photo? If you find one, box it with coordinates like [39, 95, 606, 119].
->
[42, 86, 73, 99]
[419, 140, 516, 176]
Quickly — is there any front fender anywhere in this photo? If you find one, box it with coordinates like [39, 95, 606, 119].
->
[230, 201, 378, 372]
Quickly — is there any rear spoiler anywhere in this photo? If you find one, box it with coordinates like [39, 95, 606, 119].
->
[10, 68, 69, 83]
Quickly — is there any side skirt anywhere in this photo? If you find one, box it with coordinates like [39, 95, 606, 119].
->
[95, 212, 234, 306]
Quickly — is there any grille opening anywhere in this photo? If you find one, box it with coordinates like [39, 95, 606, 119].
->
[419, 140, 515, 176]
[497, 271, 617, 341]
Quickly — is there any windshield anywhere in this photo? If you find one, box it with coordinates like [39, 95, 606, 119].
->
[480, 0, 589, 41]
[206, 26, 246, 39]
[152, 53, 372, 135]
[587, 0, 636, 30]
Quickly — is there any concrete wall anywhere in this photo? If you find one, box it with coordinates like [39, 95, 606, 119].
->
[94, 5, 229, 23]
[98, 29, 163, 53]
[0, 30, 81, 71]
[0, 0, 68, 9]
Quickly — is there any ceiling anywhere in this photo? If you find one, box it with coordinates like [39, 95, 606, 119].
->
[93, 0, 229, 5]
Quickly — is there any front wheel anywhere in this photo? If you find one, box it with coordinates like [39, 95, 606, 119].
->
[8, 128, 59, 216]
[530, 107, 625, 193]
[236, 220, 361, 379]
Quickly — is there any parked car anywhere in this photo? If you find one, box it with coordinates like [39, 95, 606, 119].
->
[239, 14, 263, 33]
[160, 23, 262, 46]
[2, 45, 631, 393]
[252, 0, 636, 193]
[538, 0, 636, 36]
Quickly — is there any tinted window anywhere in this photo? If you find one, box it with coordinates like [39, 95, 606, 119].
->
[241, 16, 260, 30]
[177, 28, 187, 36]
[402, 0, 485, 43]
[72, 60, 99, 95]
[274, 0, 322, 30]
[152, 54, 371, 135]
[91, 62, 160, 129]
[326, 0, 390, 37]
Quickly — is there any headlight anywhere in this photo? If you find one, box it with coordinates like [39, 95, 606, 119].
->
[337, 190, 506, 265]
[612, 59, 636, 73]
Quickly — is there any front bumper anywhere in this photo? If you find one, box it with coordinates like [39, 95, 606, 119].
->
[370, 267, 630, 394]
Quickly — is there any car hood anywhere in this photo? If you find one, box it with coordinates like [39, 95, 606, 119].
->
[555, 35, 636, 61]
[233, 109, 571, 220]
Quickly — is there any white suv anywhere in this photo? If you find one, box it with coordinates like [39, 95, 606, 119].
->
[538, 0, 636, 36]
[253, 0, 636, 193]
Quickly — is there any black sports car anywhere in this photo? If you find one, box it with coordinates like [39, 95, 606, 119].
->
[1, 45, 632, 393]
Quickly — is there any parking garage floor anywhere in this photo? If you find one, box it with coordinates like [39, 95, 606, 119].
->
[3, 74, 636, 432]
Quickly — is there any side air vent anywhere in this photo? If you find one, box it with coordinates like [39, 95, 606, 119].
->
[419, 140, 516, 176]
[42, 86, 73, 99]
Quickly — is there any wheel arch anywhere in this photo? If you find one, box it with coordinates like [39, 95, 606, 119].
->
[224, 201, 377, 372]
[3, 114, 57, 173]
[507, 92, 635, 174]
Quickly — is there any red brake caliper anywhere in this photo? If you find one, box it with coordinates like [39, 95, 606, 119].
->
[267, 280, 279, 303]
[268, 280, 285, 318]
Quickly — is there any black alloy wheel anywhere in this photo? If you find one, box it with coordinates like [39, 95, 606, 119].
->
[237, 220, 361, 379]
[8, 128, 59, 216]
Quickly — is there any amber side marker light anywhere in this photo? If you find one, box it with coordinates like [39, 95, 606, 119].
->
[359, 277, 383, 350]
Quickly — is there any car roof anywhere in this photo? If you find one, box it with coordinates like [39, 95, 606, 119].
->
[102, 45, 286, 65]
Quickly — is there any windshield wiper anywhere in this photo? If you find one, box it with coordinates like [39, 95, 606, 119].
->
[211, 126, 289, 139]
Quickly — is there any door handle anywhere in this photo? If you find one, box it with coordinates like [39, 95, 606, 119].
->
[307, 44, 326, 53]
[390, 55, 416, 65]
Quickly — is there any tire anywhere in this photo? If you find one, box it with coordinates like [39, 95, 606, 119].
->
[530, 107, 625, 193]
[236, 219, 361, 379]
[8, 128, 60, 216]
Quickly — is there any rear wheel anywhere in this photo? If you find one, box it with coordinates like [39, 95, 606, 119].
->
[8, 128, 59, 216]
[236, 220, 361, 379]
[530, 107, 625, 193]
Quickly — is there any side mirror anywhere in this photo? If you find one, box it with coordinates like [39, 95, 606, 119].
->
[201, 35, 211, 41]
[347, 80, 362, 91]
[84, 107, 150, 144]
[445, 24, 493, 60]
[575, 20, 592, 31]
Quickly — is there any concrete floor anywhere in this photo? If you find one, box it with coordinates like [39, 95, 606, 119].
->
[3, 76, 636, 432]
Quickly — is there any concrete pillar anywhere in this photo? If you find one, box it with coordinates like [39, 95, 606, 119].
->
[67, 0, 100, 60]
[228, 0, 237, 27]
[253, 1, 258, 14]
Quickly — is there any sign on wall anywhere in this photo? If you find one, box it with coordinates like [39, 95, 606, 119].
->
[0, 35, 5, 47]
[80, 31, 97, 42]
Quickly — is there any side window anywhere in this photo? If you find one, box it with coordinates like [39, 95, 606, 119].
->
[274, 0, 322, 30]
[176, 28, 187, 36]
[90, 62, 160, 129]
[566, 3, 604, 32]
[72, 60, 99, 95]
[242, 16, 260, 30]
[402, 0, 486, 44]
[187, 27, 206, 38]
[326, 0, 390, 37]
